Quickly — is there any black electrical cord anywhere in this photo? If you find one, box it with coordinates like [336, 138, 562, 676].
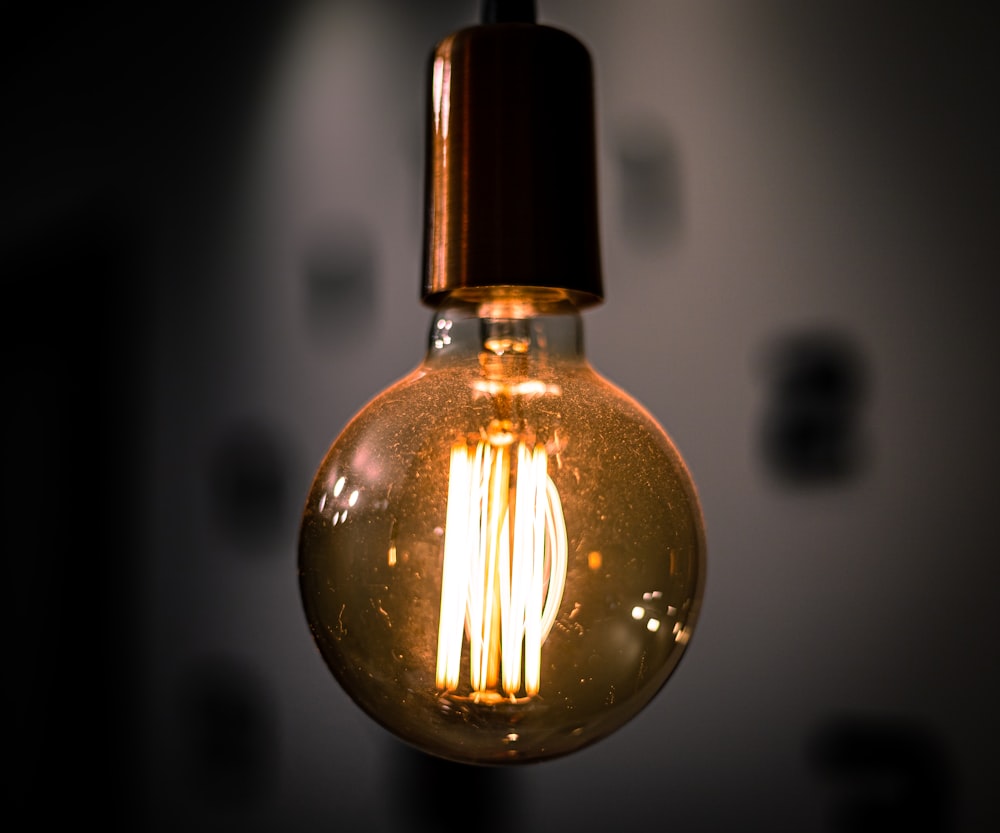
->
[481, 0, 536, 24]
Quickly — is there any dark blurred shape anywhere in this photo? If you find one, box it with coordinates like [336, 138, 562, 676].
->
[616, 118, 682, 250]
[760, 328, 868, 485]
[304, 223, 377, 344]
[208, 420, 290, 553]
[177, 656, 279, 807]
[383, 740, 525, 833]
[808, 714, 955, 833]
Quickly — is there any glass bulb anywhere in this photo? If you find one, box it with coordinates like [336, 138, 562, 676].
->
[299, 290, 706, 764]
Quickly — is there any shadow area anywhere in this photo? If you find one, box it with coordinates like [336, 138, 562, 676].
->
[381, 740, 527, 833]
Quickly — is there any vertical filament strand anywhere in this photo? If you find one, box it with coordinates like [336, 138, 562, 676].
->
[436, 438, 568, 698]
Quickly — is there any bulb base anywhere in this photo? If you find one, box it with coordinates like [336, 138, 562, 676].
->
[421, 22, 604, 308]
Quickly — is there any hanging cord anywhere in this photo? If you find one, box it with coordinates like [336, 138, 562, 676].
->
[481, 0, 536, 24]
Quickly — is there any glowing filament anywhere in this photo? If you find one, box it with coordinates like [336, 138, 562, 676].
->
[435, 438, 567, 698]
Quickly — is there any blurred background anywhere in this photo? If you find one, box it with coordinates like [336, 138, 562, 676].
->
[7, 0, 998, 830]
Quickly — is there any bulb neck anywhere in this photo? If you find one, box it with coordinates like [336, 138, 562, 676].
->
[423, 288, 586, 371]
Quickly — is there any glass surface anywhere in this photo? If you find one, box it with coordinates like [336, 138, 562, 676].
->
[299, 293, 706, 764]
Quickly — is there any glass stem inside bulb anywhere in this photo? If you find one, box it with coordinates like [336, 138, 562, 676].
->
[434, 309, 569, 704]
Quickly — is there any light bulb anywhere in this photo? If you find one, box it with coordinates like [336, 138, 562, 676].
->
[298, 5, 706, 765]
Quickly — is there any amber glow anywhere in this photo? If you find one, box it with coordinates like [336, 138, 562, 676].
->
[435, 438, 568, 700]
